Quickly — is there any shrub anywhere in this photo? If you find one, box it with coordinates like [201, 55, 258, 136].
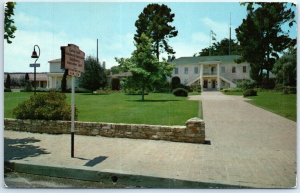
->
[124, 88, 149, 95]
[13, 91, 77, 120]
[172, 88, 188, 97]
[4, 88, 11, 92]
[236, 79, 256, 90]
[190, 84, 201, 93]
[222, 88, 243, 93]
[274, 84, 284, 91]
[283, 86, 296, 94]
[243, 89, 257, 97]
[261, 78, 276, 89]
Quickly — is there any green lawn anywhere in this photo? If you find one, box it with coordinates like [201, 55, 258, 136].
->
[223, 90, 296, 121]
[4, 92, 200, 125]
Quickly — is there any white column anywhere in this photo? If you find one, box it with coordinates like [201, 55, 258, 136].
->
[217, 63, 220, 90]
[200, 64, 203, 90]
[54, 76, 57, 89]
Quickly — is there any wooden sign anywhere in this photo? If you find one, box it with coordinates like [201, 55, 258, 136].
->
[61, 44, 85, 73]
[68, 69, 81, 77]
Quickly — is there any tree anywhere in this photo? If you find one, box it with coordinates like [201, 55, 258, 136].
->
[134, 3, 178, 59]
[116, 33, 173, 101]
[194, 38, 241, 56]
[236, 2, 296, 85]
[4, 2, 17, 44]
[61, 69, 68, 92]
[110, 65, 122, 75]
[24, 73, 32, 91]
[79, 56, 107, 91]
[5, 74, 11, 89]
[272, 47, 296, 86]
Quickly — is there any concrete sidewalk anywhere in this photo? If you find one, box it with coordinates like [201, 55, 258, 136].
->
[4, 91, 297, 188]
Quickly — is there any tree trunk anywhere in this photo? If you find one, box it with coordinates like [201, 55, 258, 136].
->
[61, 69, 68, 93]
[141, 83, 145, 101]
[156, 40, 159, 60]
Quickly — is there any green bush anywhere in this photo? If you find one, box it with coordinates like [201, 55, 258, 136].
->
[172, 88, 188, 97]
[261, 78, 276, 89]
[124, 88, 149, 95]
[283, 86, 296, 94]
[190, 84, 201, 93]
[243, 89, 257, 97]
[4, 88, 11, 92]
[236, 79, 256, 90]
[13, 91, 77, 120]
[222, 88, 243, 93]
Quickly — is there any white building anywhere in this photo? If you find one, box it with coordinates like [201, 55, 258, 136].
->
[170, 55, 251, 90]
[47, 58, 79, 89]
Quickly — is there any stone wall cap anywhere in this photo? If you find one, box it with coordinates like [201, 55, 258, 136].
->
[185, 117, 204, 124]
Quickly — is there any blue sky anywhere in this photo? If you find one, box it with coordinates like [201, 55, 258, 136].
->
[4, 1, 297, 72]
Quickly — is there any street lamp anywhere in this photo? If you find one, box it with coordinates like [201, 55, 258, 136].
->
[31, 45, 40, 95]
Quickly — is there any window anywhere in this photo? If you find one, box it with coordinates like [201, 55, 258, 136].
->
[194, 67, 199, 74]
[184, 67, 188, 74]
[221, 66, 225, 73]
[232, 66, 236, 73]
[174, 67, 178, 74]
[243, 66, 247, 73]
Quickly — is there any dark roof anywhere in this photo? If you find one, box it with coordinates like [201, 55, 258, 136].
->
[171, 55, 242, 65]
[48, 58, 61, 63]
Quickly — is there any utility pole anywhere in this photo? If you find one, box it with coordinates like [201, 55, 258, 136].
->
[97, 38, 99, 63]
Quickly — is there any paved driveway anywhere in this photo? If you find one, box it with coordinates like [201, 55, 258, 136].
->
[189, 91, 297, 188]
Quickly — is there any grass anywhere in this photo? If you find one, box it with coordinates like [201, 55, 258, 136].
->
[223, 90, 296, 121]
[4, 92, 200, 125]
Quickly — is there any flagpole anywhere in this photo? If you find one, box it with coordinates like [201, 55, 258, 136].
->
[209, 30, 211, 56]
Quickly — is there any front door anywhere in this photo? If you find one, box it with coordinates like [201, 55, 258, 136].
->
[212, 80, 216, 88]
[203, 80, 208, 88]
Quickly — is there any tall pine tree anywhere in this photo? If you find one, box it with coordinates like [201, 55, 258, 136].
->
[236, 2, 296, 85]
[134, 4, 178, 60]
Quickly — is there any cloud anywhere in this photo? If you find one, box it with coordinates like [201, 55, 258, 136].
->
[191, 32, 210, 44]
[15, 12, 53, 30]
[200, 17, 236, 41]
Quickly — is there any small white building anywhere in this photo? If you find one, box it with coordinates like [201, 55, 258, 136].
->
[170, 55, 251, 90]
[47, 58, 79, 89]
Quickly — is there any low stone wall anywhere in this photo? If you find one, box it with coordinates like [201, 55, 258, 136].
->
[4, 117, 205, 144]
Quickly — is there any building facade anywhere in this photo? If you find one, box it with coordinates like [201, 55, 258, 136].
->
[47, 58, 79, 89]
[170, 55, 251, 90]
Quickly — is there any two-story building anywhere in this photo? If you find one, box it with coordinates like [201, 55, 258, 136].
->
[47, 58, 80, 89]
[170, 55, 251, 90]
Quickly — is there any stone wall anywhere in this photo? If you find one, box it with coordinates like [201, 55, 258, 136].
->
[4, 117, 205, 144]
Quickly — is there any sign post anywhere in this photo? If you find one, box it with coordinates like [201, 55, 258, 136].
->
[61, 44, 85, 158]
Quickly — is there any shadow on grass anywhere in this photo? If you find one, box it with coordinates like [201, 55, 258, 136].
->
[126, 99, 180, 103]
[4, 137, 50, 161]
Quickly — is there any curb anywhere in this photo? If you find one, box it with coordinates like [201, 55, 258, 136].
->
[5, 161, 249, 188]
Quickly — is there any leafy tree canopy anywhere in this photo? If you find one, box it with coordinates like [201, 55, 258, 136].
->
[134, 3, 178, 59]
[116, 33, 173, 100]
[4, 2, 17, 44]
[272, 46, 296, 86]
[236, 2, 296, 84]
[194, 38, 241, 56]
[79, 56, 107, 91]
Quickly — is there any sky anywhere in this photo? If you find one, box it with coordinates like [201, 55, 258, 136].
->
[4, 1, 297, 73]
